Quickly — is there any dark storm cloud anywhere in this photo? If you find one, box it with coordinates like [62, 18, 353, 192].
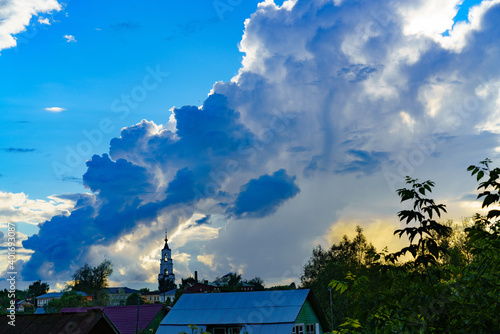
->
[335, 150, 390, 175]
[231, 169, 300, 219]
[20, 94, 264, 280]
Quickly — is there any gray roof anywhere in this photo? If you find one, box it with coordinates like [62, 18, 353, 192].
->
[157, 290, 315, 334]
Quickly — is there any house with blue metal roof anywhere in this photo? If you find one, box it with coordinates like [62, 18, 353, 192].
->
[156, 289, 329, 334]
[35, 291, 89, 308]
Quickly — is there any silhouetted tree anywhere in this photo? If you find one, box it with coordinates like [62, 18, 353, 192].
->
[70, 259, 113, 305]
[28, 280, 49, 298]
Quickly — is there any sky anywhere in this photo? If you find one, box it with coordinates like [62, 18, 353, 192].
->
[1, 0, 500, 291]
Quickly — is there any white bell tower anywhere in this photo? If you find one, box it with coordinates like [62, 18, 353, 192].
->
[158, 229, 175, 292]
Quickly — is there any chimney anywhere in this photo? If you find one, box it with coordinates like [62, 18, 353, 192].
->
[194, 271, 198, 282]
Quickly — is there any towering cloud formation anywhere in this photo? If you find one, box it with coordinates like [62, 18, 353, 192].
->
[22, 0, 500, 284]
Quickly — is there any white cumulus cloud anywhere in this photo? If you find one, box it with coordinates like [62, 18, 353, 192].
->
[44, 107, 66, 112]
[0, 0, 62, 52]
[63, 34, 76, 42]
[20, 0, 500, 287]
[38, 17, 51, 25]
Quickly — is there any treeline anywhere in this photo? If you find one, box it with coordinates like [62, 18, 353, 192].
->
[45, 259, 114, 312]
[301, 160, 500, 333]
[0, 280, 50, 314]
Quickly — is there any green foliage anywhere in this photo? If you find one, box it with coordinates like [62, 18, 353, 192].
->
[44, 291, 89, 313]
[245, 277, 265, 290]
[390, 177, 451, 267]
[70, 259, 113, 305]
[301, 226, 378, 328]
[27, 280, 49, 298]
[306, 160, 500, 333]
[125, 292, 145, 305]
[159, 277, 177, 292]
[179, 324, 211, 334]
[180, 277, 197, 290]
[164, 296, 173, 307]
[215, 273, 243, 292]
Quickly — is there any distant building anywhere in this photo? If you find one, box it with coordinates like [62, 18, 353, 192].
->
[16, 300, 33, 312]
[159, 289, 177, 303]
[142, 291, 162, 303]
[209, 272, 256, 292]
[106, 287, 140, 306]
[141, 288, 177, 304]
[156, 289, 329, 334]
[158, 229, 176, 292]
[184, 283, 219, 293]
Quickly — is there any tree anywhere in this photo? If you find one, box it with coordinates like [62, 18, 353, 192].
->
[245, 277, 265, 290]
[322, 161, 500, 333]
[27, 280, 49, 298]
[44, 291, 88, 313]
[389, 177, 451, 267]
[159, 277, 176, 292]
[71, 259, 113, 305]
[126, 292, 145, 306]
[301, 226, 378, 328]
[179, 277, 197, 290]
[215, 273, 243, 292]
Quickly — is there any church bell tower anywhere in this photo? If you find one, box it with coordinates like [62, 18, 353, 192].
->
[158, 229, 176, 292]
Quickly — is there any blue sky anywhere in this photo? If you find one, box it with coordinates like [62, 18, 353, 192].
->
[1, 0, 262, 199]
[2, 0, 500, 291]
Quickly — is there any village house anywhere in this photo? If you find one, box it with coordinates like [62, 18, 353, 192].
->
[61, 304, 168, 334]
[156, 289, 329, 334]
[34, 291, 91, 311]
[16, 299, 33, 312]
[142, 290, 162, 303]
[0, 309, 119, 334]
[159, 289, 177, 303]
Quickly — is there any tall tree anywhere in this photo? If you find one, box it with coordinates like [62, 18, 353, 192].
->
[159, 277, 177, 292]
[323, 161, 500, 333]
[245, 277, 265, 290]
[71, 259, 113, 305]
[389, 177, 451, 267]
[301, 226, 377, 328]
[28, 280, 49, 297]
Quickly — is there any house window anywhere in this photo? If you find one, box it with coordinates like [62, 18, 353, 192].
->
[213, 328, 226, 334]
[293, 324, 304, 334]
[211, 327, 240, 334]
[306, 324, 315, 334]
